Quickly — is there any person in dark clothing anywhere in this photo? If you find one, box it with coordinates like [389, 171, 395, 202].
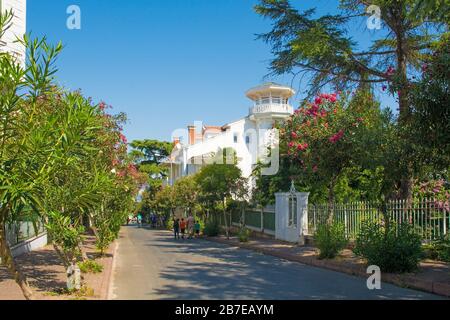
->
[173, 218, 180, 239]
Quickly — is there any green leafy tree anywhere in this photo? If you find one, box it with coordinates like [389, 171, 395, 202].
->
[0, 10, 142, 299]
[195, 163, 245, 239]
[129, 139, 173, 194]
[408, 36, 450, 173]
[255, 0, 446, 199]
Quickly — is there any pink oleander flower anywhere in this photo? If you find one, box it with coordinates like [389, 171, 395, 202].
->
[329, 130, 345, 143]
[297, 143, 309, 151]
[119, 133, 128, 144]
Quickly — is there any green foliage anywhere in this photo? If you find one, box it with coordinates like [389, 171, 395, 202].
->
[78, 260, 104, 274]
[238, 227, 251, 243]
[254, 90, 393, 206]
[195, 162, 246, 238]
[354, 221, 423, 273]
[166, 218, 174, 231]
[203, 219, 220, 237]
[0, 10, 142, 300]
[408, 36, 450, 173]
[129, 139, 173, 194]
[424, 235, 450, 262]
[314, 223, 348, 259]
[46, 212, 84, 264]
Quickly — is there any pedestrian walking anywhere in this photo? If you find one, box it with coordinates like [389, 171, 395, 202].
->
[194, 220, 201, 238]
[173, 218, 180, 239]
[137, 213, 143, 228]
[180, 218, 187, 239]
[187, 214, 195, 239]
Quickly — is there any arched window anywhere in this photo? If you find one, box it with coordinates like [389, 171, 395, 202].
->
[288, 193, 297, 227]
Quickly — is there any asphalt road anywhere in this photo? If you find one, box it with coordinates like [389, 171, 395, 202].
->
[110, 225, 443, 300]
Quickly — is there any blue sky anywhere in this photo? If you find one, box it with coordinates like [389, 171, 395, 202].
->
[28, 0, 396, 142]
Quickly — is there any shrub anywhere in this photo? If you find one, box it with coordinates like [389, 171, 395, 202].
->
[424, 235, 450, 262]
[354, 221, 423, 273]
[314, 223, 348, 259]
[166, 218, 174, 231]
[203, 219, 220, 237]
[78, 260, 104, 274]
[238, 227, 251, 242]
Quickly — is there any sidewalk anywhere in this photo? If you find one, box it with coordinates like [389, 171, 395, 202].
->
[206, 235, 450, 298]
[0, 235, 116, 300]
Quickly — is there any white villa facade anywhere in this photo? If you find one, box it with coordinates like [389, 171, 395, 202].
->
[166, 83, 295, 186]
[0, 0, 26, 65]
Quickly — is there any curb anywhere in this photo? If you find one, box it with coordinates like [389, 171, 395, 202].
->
[99, 241, 118, 300]
[206, 237, 450, 298]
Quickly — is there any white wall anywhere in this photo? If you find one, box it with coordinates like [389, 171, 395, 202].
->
[0, 0, 26, 65]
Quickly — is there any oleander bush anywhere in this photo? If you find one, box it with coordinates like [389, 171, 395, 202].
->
[238, 227, 251, 242]
[315, 223, 348, 259]
[354, 221, 423, 273]
[203, 219, 220, 237]
[424, 235, 450, 262]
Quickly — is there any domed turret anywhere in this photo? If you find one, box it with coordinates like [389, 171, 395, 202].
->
[246, 83, 295, 120]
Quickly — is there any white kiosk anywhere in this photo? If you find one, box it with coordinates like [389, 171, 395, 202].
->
[275, 181, 309, 244]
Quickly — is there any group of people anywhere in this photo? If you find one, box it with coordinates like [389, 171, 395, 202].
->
[173, 214, 201, 239]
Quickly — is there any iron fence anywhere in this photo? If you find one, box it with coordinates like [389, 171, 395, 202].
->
[308, 198, 449, 241]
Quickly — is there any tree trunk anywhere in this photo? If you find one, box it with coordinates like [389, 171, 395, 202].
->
[395, 18, 414, 201]
[78, 241, 89, 262]
[0, 221, 34, 300]
[223, 200, 229, 239]
[53, 243, 70, 269]
[326, 179, 336, 225]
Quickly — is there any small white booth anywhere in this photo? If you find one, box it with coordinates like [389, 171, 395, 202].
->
[275, 182, 309, 244]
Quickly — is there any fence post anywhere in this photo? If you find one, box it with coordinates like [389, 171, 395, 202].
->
[261, 208, 264, 234]
[344, 208, 348, 239]
[443, 208, 447, 236]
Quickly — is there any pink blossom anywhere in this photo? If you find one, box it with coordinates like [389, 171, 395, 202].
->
[386, 66, 395, 76]
[329, 130, 345, 143]
[297, 143, 309, 151]
[119, 133, 128, 144]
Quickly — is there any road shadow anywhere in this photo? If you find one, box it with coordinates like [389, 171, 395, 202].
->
[0, 248, 67, 293]
[138, 229, 439, 300]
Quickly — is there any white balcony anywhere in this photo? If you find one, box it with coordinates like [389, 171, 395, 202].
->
[249, 103, 294, 118]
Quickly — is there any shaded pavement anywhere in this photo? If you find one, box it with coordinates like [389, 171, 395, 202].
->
[111, 227, 443, 300]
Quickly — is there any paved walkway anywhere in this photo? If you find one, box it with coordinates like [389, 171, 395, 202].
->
[0, 235, 114, 300]
[111, 226, 443, 300]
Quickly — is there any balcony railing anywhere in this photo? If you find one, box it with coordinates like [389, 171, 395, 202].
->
[250, 103, 293, 116]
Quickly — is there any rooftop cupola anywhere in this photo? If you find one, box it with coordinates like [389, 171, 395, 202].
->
[246, 83, 295, 120]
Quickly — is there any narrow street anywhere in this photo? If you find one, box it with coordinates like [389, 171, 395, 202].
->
[111, 226, 442, 300]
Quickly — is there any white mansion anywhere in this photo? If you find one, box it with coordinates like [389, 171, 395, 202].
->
[166, 83, 296, 186]
[0, 0, 27, 65]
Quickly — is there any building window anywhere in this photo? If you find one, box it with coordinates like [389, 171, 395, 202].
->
[261, 97, 270, 104]
[245, 136, 250, 144]
[288, 194, 297, 227]
[272, 97, 281, 104]
[233, 134, 238, 143]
